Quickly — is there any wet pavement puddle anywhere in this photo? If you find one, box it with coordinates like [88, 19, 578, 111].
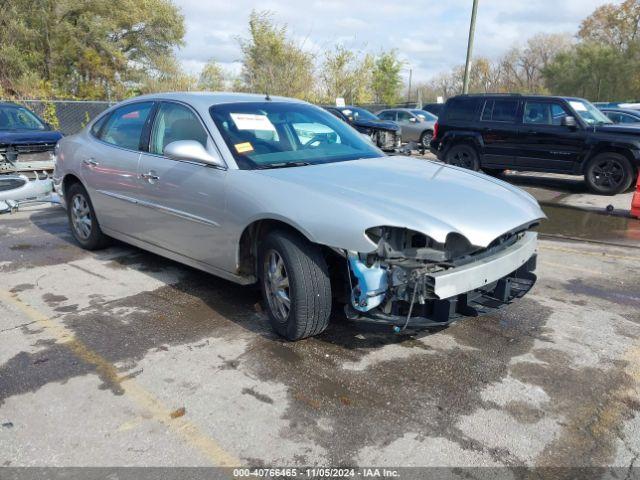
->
[538, 204, 640, 246]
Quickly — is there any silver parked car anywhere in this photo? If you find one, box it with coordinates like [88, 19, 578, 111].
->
[376, 108, 437, 149]
[54, 92, 544, 340]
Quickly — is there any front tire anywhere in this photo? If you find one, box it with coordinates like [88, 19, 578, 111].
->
[584, 153, 635, 195]
[66, 182, 110, 250]
[445, 144, 479, 171]
[260, 230, 332, 341]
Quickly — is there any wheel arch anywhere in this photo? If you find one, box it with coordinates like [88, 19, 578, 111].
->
[441, 131, 483, 158]
[583, 145, 637, 174]
[62, 173, 85, 202]
[236, 218, 317, 279]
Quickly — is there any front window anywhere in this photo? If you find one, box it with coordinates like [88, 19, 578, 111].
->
[150, 102, 208, 155]
[411, 110, 438, 122]
[340, 107, 379, 122]
[378, 111, 396, 121]
[0, 105, 47, 131]
[210, 102, 382, 169]
[397, 111, 414, 122]
[568, 99, 612, 125]
[524, 102, 571, 126]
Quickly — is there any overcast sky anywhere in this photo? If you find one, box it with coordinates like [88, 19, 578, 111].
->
[174, 0, 621, 84]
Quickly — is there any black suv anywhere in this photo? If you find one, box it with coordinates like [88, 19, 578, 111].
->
[430, 94, 640, 194]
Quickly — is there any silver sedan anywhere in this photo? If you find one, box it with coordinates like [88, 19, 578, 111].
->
[376, 108, 438, 148]
[54, 92, 544, 340]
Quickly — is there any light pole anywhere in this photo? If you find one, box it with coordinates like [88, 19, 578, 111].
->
[462, 0, 479, 94]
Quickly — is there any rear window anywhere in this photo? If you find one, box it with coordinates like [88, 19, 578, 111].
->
[445, 98, 480, 122]
[481, 99, 519, 123]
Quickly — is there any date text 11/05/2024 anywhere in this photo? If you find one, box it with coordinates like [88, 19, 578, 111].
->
[232, 468, 400, 477]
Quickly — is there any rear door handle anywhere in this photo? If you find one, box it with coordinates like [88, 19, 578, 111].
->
[82, 158, 99, 167]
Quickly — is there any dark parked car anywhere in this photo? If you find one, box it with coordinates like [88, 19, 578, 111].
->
[324, 106, 400, 151]
[421, 103, 445, 117]
[0, 102, 63, 173]
[430, 94, 640, 195]
[599, 108, 640, 125]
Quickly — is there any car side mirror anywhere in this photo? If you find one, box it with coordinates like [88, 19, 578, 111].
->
[164, 140, 224, 168]
[409, 117, 417, 123]
[562, 116, 577, 128]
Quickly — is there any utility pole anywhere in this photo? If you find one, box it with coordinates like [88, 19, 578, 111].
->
[462, 0, 479, 94]
[407, 69, 412, 104]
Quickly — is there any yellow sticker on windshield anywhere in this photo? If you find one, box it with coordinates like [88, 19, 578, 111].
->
[234, 142, 254, 153]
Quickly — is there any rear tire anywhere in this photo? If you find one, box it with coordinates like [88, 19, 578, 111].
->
[66, 182, 111, 250]
[260, 230, 332, 341]
[584, 152, 634, 195]
[445, 144, 479, 171]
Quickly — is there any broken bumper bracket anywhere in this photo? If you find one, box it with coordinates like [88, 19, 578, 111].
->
[345, 254, 537, 330]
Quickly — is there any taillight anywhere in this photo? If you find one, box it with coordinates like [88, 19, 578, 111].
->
[433, 121, 439, 140]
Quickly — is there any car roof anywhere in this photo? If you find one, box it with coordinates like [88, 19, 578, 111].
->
[119, 91, 307, 110]
[600, 107, 640, 115]
[380, 108, 417, 112]
[451, 93, 587, 102]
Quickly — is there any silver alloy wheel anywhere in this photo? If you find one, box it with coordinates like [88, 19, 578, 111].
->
[264, 250, 291, 323]
[71, 193, 92, 240]
[421, 132, 433, 147]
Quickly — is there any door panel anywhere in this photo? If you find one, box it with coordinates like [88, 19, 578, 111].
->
[136, 155, 228, 268]
[517, 101, 584, 172]
[396, 111, 421, 141]
[81, 101, 153, 234]
[136, 101, 229, 270]
[478, 99, 520, 167]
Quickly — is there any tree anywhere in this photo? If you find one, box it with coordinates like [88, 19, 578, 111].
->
[198, 59, 227, 91]
[579, 0, 640, 51]
[371, 50, 403, 105]
[418, 33, 571, 102]
[238, 10, 315, 100]
[543, 42, 633, 101]
[0, 0, 186, 99]
[319, 45, 374, 104]
[498, 33, 572, 93]
[138, 54, 197, 94]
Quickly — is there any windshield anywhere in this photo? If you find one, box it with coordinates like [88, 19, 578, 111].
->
[340, 107, 379, 122]
[569, 99, 612, 125]
[0, 105, 48, 131]
[210, 102, 382, 169]
[411, 109, 437, 121]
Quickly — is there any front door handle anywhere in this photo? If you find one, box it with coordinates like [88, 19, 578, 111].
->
[140, 171, 160, 182]
[82, 158, 99, 167]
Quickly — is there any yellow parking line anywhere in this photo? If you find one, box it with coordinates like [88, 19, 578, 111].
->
[540, 244, 640, 262]
[0, 289, 240, 467]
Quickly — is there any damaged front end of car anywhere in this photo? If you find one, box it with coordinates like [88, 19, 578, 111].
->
[343, 225, 538, 330]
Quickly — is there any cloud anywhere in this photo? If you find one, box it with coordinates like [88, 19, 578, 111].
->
[173, 0, 623, 82]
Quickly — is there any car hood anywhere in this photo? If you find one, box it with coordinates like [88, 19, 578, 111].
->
[352, 119, 400, 132]
[594, 124, 640, 135]
[0, 130, 63, 145]
[254, 156, 545, 251]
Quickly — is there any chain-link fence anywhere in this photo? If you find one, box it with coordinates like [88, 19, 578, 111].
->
[4, 100, 115, 136]
[3, 99, 424, 136]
